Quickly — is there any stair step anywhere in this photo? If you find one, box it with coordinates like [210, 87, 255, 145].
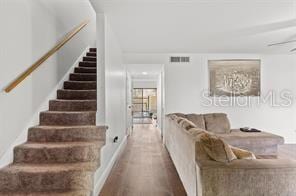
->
[86, 52, 96, 57]
[14, 142, 103, 164]
[57, 90, 97, 100]
[40, 111, 96, 126]
[79, 61, 96, 68]
[70, 73, 97, 81]
[83, 57, 96, 62]
[64, 81, 96, 90]
[75, 67, 97, 74]
[89, 48, 96, 52]
[49, 100, 97, 111]
[28, 126, 107, 143]
[0, 46, 105, 194]
[0, 163, 96, 192]
[0, 190, 91, 196]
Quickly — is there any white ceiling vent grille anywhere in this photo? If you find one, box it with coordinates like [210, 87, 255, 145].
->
[170, 56, 190, 63]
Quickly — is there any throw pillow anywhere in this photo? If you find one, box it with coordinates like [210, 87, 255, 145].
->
[176, 117, 186, 124]
[231, 146, 256, 160]
[186, 113, 206, 129]
[172, 113, 187, 118]
[169, 114, 178, 120]
[187, 127, 206, 137]
[199, 132, 237, 163]
[180, 119, 197, 130]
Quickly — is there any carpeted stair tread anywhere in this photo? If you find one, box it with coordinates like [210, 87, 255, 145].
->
[86, 52, 96, 57]
[79, 61, 97, 68]
[0, 163, 95, 192]
[70, 73, 97, 81]
[64, 81, 96, 90]
[15, 141, 104, 149]
[0, 190, 91, 196]
[57, 89, 97, 100]
[89, 48, 96, 52]
[49, 99, 97, 111]
[0, 190, 90, 196]
[39, 111, 96, 126]
[83, 57, 96, 62]
[28, 125, 107, 143]
[74, 67, 97, 74]
[14, 141, 104, 164]
[28, 125, 107, 130]
[0, 48, 102, 195]
[1, 162, 98, 173]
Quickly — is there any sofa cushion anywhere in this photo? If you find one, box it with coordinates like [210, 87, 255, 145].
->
[172, 113, 187, 118]
[168, 114, 178, 120]
[216, 129, 284, 156]
[187, 127, 206, 137]
[180, 119, 197, 130]
[186, 114, 206, 129]
[199, 132, 237, 163]
[204, 113, 231, 133]
[216, 129, 285, 147]
[231, 146, 256, 160]
[176, 117, 186, 124]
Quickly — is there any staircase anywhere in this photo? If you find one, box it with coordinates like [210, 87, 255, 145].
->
[0, 48, 107, 196]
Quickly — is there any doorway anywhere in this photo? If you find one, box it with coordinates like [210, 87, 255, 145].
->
[132, 88, 157, 125]
[126, 64, 165, 135]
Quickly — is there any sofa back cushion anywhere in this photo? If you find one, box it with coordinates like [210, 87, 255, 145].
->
[172, 113, 187, 118]
[187, 127, 206, 137]
[195, 142, 212, 161]
[185, 128, 207, 141]
[199, 132, 237, 163]
[168, 114, 178, 120]
[186, 114, 206, 129]
[176, 117, 186, 124]
[179, 119, 197, 130]
[204, 113, 231, 133]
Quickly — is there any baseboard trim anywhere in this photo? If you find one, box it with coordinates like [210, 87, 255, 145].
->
[93, 135, 128, 195]
[0, 46, 89, 168]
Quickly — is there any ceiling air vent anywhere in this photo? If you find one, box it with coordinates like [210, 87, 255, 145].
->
[170, 56, 190, 63]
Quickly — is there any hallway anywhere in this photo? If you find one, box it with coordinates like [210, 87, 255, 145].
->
[100, 125, 186, 196]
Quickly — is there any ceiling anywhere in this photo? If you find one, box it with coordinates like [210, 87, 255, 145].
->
[91, 0, 296, 53]
[127, 64, 163, 80]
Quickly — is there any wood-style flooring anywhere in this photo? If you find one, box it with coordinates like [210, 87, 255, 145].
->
[99, 124, 186, 196]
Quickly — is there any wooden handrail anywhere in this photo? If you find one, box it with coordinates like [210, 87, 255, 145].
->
[5, 20, 90, 93]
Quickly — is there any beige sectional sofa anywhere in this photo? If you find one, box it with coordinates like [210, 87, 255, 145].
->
[164, 113, 296, 196]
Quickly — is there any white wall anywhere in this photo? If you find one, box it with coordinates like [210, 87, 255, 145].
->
[0, 0, 33, 160]
[0, 0, 96, 161]
[157, 72, 164, 132]
[94, 18, 127, 194]
[104, 19, 126, 168]
[96, 13, 106, 124]
[165, 54, 296, 143]
[132, 80, 157, 88]
[126, 72, 133, 134]
[124, 53, 296, 144]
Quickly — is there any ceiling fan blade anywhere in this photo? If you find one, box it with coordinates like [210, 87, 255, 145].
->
[290, 48, 296, 52]
[268, 40, 296, 47]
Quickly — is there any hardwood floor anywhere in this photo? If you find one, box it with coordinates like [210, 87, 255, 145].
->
[99, 124, 186, 196]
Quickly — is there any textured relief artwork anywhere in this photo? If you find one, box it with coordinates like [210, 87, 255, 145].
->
[209, 60, 261, 96]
